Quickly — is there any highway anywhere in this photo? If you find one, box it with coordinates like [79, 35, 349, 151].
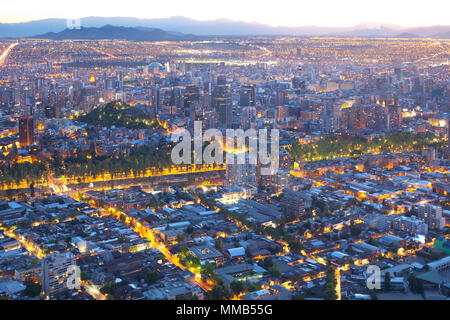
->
[0, 42, 18, 67]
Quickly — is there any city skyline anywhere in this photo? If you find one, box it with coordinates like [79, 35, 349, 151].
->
[0, 0, 449, 28]
[0, 1, 448, 303]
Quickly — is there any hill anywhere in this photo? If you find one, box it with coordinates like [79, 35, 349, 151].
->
[30, 24, 200, 41]
[76, 101, 161, 130]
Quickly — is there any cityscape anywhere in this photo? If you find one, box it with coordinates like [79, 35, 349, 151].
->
[0, 5, 449, 303]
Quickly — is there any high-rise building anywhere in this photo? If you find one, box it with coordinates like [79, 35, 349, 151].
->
[41, 252, 76, 298]
[44, 105, 60, 119]
[280, 189, 306, 218]
[225, 153, 257, 189]
[115, 70, 124, 90]
[212, 84, 232, 127]
[388, 104, 402, 127]
[19, 116, 34, 146]
[448, 120, 450, 154]
[394, 67, 403, 81]
[417, 204, 446, 230]
[292, 77, 306, 94]
[391, 216, 428, 235]
[151, 86, 160, 114]
[275, 91, 287, 106]
[239, 85, 255, 107]
[184, 84, 201, 117]
[217, 75, 227, 86]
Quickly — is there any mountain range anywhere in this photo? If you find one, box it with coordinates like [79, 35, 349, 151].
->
[30, 25, 200, 41]
[0, 16, 449, 38]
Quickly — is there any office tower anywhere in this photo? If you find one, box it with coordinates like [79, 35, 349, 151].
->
[105, 77, 115, 90]
[412, 77, 423, 93]
[0, 87, 14, 106]
[394, 67, 403, 81]
[225, 153, 257, 189]
[281, 189, 306, 218]
[41, 252, 77, 298]
[184, 84, 201, 117]
[388, 104, 402, 127]
[448, 120, 450, 154]
[115, 70, 124, 90]
[217, 75, 227, 86]
[239, 85, 255, 107]
[320, 114, 340, 133]
[275, 91, 287, 106]
[241, 106, 257, 130]
[151, 86, 160, 114]
[342, 105, 366, 130]
[19, 116, 34, 146]
[72, 80, 83, 104]
[172, 86, 184, 108]
[212, 84, 232, 127]
[277, 105, 289, 121]
[292, 76, 306, 94]
[44, 105, 60, 119]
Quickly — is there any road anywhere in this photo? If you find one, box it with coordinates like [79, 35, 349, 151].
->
[0, 42, 18, 67]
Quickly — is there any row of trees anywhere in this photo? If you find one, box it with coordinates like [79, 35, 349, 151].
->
[290, 132, 444, 162]
[0, 144, 173, 186]
[63, 145, 172, 180]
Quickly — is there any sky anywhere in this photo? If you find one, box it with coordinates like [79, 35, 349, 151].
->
[0, 0, 448, 27]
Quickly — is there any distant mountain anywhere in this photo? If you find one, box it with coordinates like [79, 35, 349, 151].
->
[30, 25, 200, 41]
[395, 33, 421, 38]
[431, 31, 450, 39]
[0, 16, 449, 38]
[0, 18, 67, 38]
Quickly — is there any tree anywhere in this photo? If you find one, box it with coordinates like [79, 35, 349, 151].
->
[268, 265, 282, 278]
[323, 267, 338, 300]
[247, 282, 261, 292]
[230, 280, 245, 296]
[260, 257, 274, 269]
[323, 282, 338, 300]
[200, 262, 215, 280]
[80, 271, 88, 281]
[408, 274, 424, 294]
[215, 238, 223, 252]
[24, 283, 41, 297]
[207, 285, 232, 300]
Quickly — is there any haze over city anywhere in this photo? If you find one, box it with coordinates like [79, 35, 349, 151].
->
[0, 0, 449, 28]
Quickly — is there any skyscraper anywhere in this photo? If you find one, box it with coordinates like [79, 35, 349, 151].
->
[212, 84, 232, 127]
[184, 84, 201, 117]
[239, 85, 255, 107]
[19, 116, 34, 146]
[388, 104, 402, 128]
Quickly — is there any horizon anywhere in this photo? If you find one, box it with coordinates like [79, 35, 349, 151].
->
[0, 16, 449, 29]
[0, 0, 448, 28]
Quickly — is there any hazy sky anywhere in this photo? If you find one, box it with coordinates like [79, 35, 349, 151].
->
[0, 0, 448, 27]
